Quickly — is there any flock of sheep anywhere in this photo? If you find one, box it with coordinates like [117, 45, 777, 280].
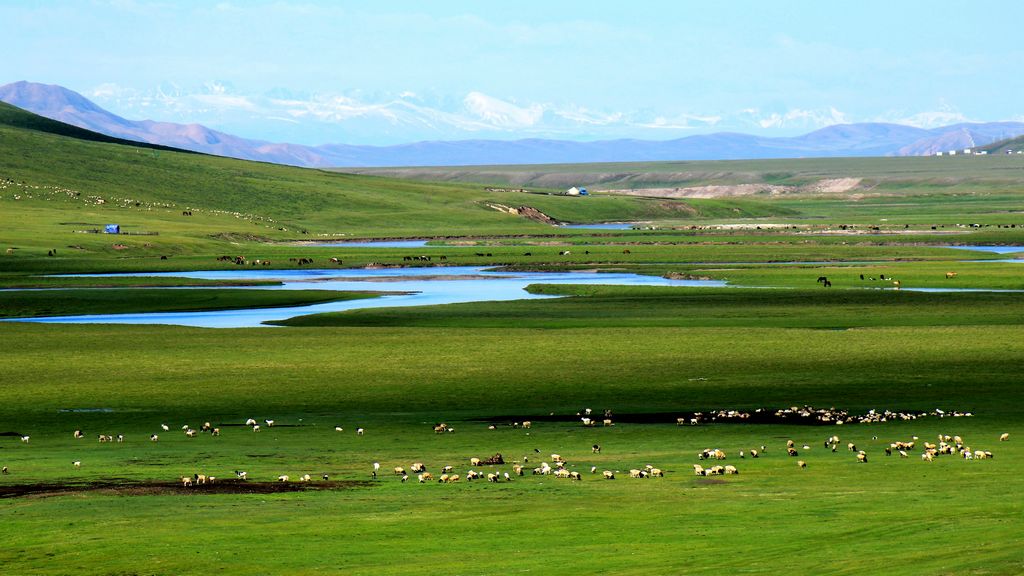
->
[0, 413, 1009, 489]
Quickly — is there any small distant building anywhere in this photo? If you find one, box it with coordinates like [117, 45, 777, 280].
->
[978, 150, 988, 155]
[949, 150, 957, 156]
[565, 186, 589, 196]
[935, 151, 944, 156]
[963, 148, 972, 155]
[104, 224, 120, 234]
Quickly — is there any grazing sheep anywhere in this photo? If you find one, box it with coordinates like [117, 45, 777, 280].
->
[161, 424, 170, 431]
[300, 474, 311, 482]
[885, 447, 892, 456]
[504, 472, 511, 481]
[245, 418, 257, 426]
[569, 471, 582, 481]
[150, 434, 159, 442]
[551, 454, 564, 463]
[603, 419, 613, 427]
[512, 464, 524, 476]
[73, 461, 81, 468]
[394, 466, 406, 476]
[629, 469, 643, 478]
[857, 452, 868, 463]
[522, 421, 531, 429]
[592, 444, 601, 453]
[470, 458, 482, 467]
[693, 464, 706, 476]
[724, 465, 738, 475]
[787, 448, 798, 457]
[922, 452, 934, 462]
[603, 470, 615, 479]
[438, 474, 450, 483]
[708, 466, 724, 476]
[74, 430, 84, 439]
[182, 476, 193, 487]
[265, 420, 275, 427]
[421, 472, 433, 482]
[185, 429, 197, 438]
[750, 449, 759, 459]
[401, 474, 409, 483]
[356, 428, 365, 436]
[335, 426, 344, 432]
[442, 465, 454, 473]
[447, 474, 460, 483]
[1000, 433, 1010, 442]
[487, 473, 499, 482]
[417, 474, 425, 483]
[19, 435, 29, 443]
[211, 428, 220, 436]
[278, 475, 289, 482]
[787, 440, 795, 449]
[649, 468, 664, 477]
[847, 443, 857, 452]
[252, 425, 260, 433]
[373, 462, 381, 473]
[235, 470, 247, 480]
[899, 450, 908, 458]
[797, 461, 807, 468]
[116, 434, 124, 443]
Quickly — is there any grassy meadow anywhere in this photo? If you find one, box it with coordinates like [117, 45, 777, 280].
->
[0, 103, 1023, 574]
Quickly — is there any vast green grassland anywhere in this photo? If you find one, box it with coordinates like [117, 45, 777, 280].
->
[1, 103, 1023, 575]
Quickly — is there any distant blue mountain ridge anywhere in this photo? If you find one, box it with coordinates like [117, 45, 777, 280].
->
[2, 81, 1022, 167]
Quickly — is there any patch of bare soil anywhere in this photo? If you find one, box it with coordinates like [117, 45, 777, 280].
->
[602, 177, 864, 199]
[0, 478, 373, 499]
[485, 203, 561, 225]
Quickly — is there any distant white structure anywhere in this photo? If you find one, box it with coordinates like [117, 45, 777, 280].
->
[963, 148, 973, 154]
[566, 187, 581, 196]
[978, 150, 988, 155]
[949, 150, 957, 156]
[935, 151, 944, 156]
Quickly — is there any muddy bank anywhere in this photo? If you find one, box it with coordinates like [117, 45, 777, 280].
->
[0, 478, 374, 499]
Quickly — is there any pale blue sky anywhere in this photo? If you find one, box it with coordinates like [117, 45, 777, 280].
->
[3, 1, 1023, 145]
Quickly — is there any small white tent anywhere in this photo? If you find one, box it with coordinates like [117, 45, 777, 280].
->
[566, 187, 580, 196]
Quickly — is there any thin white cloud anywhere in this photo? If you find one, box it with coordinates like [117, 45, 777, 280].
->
[463, 92, 544, 129]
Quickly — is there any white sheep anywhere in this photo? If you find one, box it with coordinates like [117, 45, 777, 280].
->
[19, 435, 29, 443]
[335, 426, 344, 432]
[245, 418, 257, 426]
[603, 470, 615, 479]
[356, 428, 364, 435]
[161, 424, 170, 431]
[150, 434, 159, 442]
[373, 462, 381, 473]
[252, 425, 260, 432]
[73, 461, 81, 468]
[278, 475, 289, 482]
[235, 470, 247, 480]
[265, 419, 275, 427]
[74, 430, 84, 439]
[1000, 433, 1009, 442]
[181, 476, 192, 487]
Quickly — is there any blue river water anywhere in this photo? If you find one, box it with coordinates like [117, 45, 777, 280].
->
[16, 267, 724, 328]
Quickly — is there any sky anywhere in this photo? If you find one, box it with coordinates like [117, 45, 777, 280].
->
[3, 1, 1024, 146]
